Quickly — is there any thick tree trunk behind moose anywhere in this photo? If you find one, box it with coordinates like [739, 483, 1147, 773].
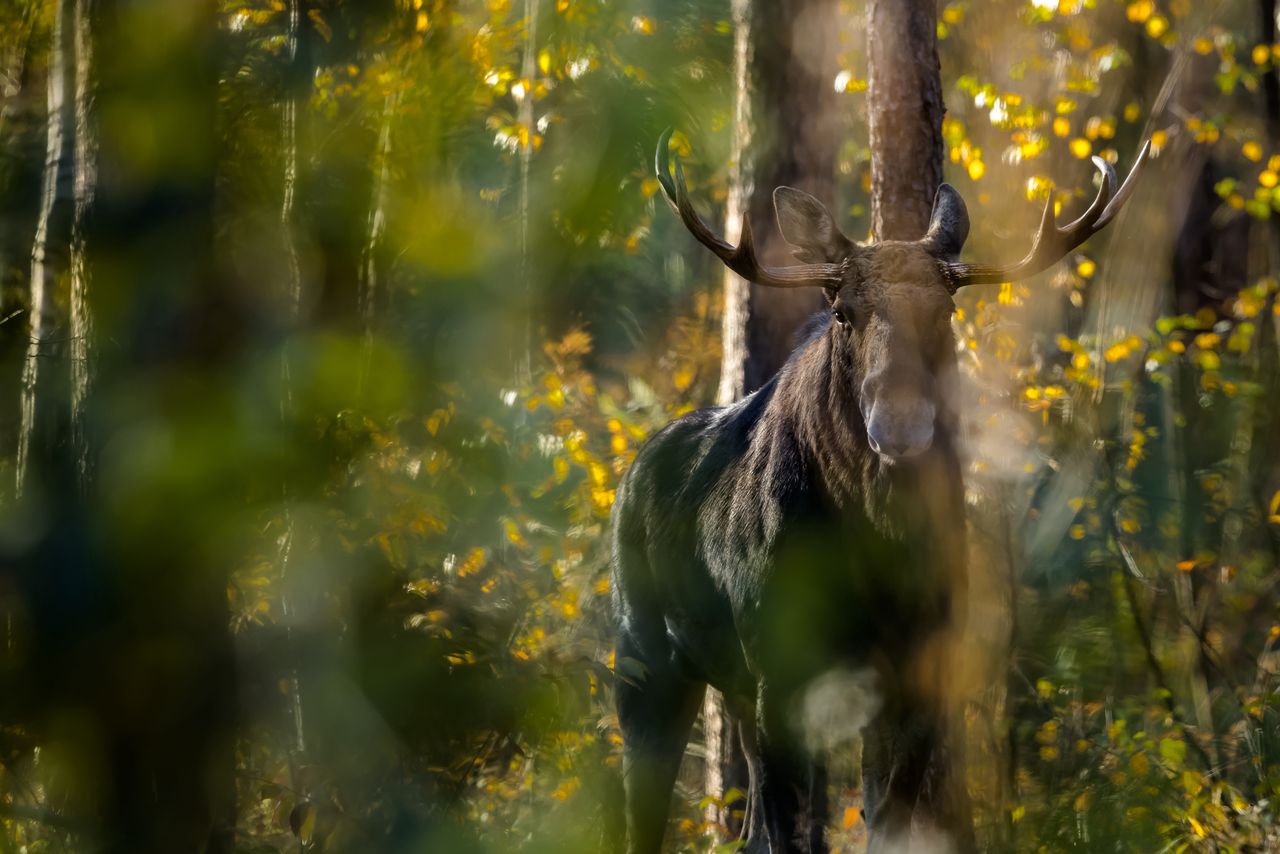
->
[716, 0, 840, 404]
[865, 0, 977, 849]
[706, 0, 841, 835]
[866, 0, 944, 241]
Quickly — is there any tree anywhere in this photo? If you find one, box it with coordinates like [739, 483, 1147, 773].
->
[703, 0, 842, 838]
[866, 0, 943, 240]
[68, 0, 95, 487]
[16, 0, 72, 496]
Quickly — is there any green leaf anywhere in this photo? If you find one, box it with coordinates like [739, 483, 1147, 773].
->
[1159, 737, 1186, 770]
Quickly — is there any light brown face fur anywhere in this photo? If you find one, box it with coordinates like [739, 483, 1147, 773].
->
[830, 242, 957, 460]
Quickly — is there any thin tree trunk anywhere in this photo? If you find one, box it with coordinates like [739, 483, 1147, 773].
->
[69, 0, 96, 488]
[279, 0, 309, 777]
[16, 0, 73, 496]
[516, 0, 539, 384]
[866, 0, 944, 240]
[359, 89, 396, 395]
[707, 0, 842, 838]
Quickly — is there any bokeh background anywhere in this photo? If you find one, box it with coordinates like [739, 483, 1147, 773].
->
[2, 0, 1280, 851]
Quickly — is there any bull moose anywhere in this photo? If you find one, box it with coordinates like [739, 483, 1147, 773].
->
[611, 129, 1148, 853]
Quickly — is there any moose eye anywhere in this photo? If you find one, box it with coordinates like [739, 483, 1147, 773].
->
[831, 306, 851, 327]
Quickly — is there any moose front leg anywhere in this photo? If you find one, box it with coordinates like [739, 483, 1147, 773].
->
[861, 700, 974, 854]
[617, 633, 706, 854]
[753, 680, 827, 854]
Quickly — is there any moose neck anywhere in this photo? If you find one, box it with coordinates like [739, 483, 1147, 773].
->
[766, 319, 961, 537]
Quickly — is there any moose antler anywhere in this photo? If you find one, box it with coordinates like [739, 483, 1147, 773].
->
[655, 128, 846, 290]
[944, 140, 1151, 288]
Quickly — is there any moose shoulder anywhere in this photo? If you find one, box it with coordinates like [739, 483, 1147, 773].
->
[612, 130, 1148, 854]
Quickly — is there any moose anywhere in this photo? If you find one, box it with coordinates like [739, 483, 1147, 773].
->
[611, 129, 1148, 853]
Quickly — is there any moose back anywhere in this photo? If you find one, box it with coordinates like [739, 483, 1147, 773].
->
[611, 130, 1147, 853]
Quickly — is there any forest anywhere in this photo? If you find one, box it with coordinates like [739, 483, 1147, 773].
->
[1, 0, 1279, 851]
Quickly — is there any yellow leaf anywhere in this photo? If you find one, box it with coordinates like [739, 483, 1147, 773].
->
[1126, 0, 1153, 22]
[1176, 559, 1197, 572]
[553, 456, 569, 484]
[1244, 140, 1265, 161]
[673, 366, 694, 391]
[842, 806, 860, 829]
[1069, 138, 1092, 159]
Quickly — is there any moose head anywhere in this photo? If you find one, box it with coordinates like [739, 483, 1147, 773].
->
[655, 129, 1149, 462]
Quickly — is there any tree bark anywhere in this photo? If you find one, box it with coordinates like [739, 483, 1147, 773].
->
[16, 0, 74, 497]
[707, 0, 842, 837]
[717, 0, 840, 404]
[68, 0, 97, 489]
[865, 0, 972, 847]
[866, 0, 944, 241]
[278, 0, 311, 791]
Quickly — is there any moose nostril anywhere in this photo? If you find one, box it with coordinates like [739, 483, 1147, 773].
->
[867, 401, 935, 460]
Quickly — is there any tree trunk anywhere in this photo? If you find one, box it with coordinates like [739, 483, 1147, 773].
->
[716, 0, 841, 404]
[706, 0, 842, 837]
[16, 0, 74, 497]
[278, 0, 311, 789]
[865, 0, 970, 846]
[359, 88, 396, 394]
[68, 0, 96, 489]
[866, 0, 944, 241]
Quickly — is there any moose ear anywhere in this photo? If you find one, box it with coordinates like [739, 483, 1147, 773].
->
[773, 186, 852, 263]
[921, 183, 970, 260]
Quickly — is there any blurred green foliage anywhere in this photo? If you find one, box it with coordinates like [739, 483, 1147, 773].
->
[1, 0, 1279, 852]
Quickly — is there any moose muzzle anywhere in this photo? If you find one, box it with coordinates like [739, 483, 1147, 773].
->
[861, 373, 936, 460]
